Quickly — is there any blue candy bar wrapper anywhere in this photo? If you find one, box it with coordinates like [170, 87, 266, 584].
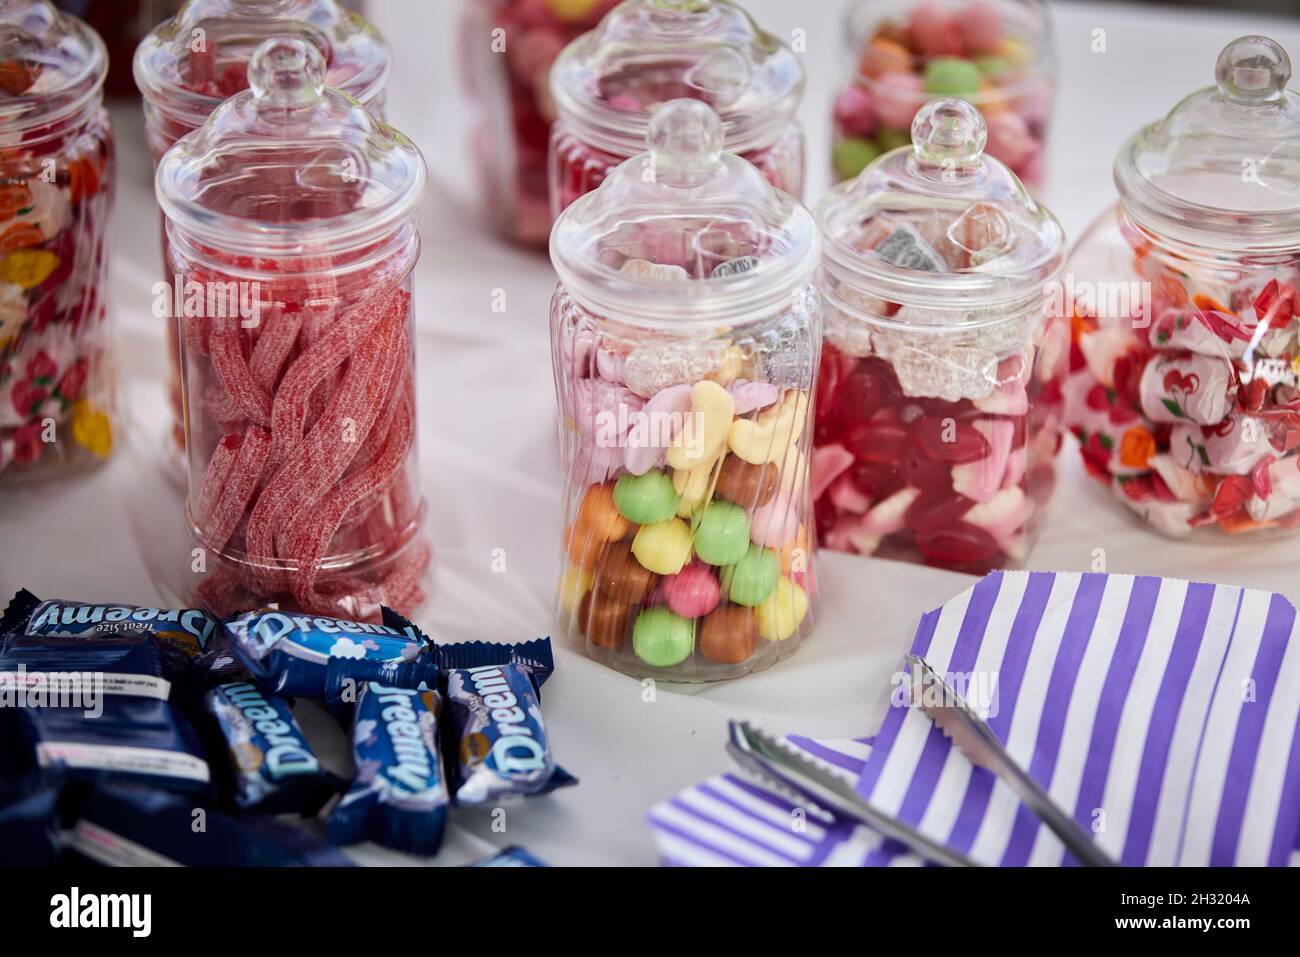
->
[0, 781, 61, 865]
[471, 845, 548, 867]
[65, 781, 354, 866]
[2, 589, 218, 661]
[435, 638, 575, 805]
[223, 606, 428, 700]
[324, 650, 441, 700]
[203, 680, 341, 813]
[0, 631, 211, 794]
[328, 680, 448, 856]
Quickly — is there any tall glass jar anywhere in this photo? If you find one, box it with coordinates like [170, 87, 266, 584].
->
[0, 0, 115, 482]
[550, 99, 821, 682]
[813, 98, 1067, 573]
[830, 0, 1054, 191]
[135, 0, 389, 462]
[155, 37, 428, 621]
[548, 0, 805, 224]
[1064, 37, 1300, 538]
[461, 0, 617, 247]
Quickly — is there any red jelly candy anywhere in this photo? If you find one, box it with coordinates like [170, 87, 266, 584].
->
[832, 368, 885, 427]
[905, 486, 976, 532]
[849, 461, 904, 500]
[842, 419, 910, 463]
[916, 523, 1004, 569]
[910, 416, 990, 464]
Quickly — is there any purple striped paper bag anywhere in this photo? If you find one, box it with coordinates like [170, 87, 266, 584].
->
[858, 571, 1300, 866]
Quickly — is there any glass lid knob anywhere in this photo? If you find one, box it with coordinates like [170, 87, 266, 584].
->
[1215, 35, 1291, 105]
[910, 98, 987, 183]
[248, 36, 327, 107]
[648, 98, 724, 184]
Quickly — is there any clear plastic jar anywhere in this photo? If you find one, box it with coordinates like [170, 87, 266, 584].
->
[1064, 37, 1300, 538]
[155, 37, 428, 621]
[461, 0, 617, 247]
[830, 0, 1054, 190]
[0, 0, 115, 482]
[135, 0, 389, 460]
[550, 99, 821, 681]
[813, 98, 1067, 573]
[548, 0, 805, 224]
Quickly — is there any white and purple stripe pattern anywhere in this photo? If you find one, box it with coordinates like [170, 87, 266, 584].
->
[856, 571, 1300, 866]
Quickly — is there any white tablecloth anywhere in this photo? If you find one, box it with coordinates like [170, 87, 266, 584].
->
[3, 0, 1299, 865]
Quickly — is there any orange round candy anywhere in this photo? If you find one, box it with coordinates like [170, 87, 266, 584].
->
[564, 524, 604, 570]
[779, 524, 811, 575]
[574, 481, 631, 543]
[859, 37, 913, 78]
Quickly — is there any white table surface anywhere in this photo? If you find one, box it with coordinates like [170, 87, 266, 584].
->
[3, 0, 1300, 866]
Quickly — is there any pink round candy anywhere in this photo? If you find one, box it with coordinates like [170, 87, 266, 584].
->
[874, 72, 925, 130]
[728, 379, 779, 415]
[958, 1, 1004, 55]
[984, 111, 1035, 170]
[663, 561, 721, 619]
[909, 2, 965, 57]
[751, 491, 800, 547]
[833, 84, 878, 138]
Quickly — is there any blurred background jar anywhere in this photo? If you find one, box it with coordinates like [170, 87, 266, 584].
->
[1063, 36, 1300, 539]
[155, 37, 428, 621]
[549, 0, 805, 224]
[461, 0, 617, 248]
[0, 0, 115, 482]
[830, 0, 1054, 192]
[135, 0, 389, 463]
[550, 99, 821, 681]
[814, 98, 1068, 573]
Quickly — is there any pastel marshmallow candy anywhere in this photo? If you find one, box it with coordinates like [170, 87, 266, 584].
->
[666, 380, 734, 470]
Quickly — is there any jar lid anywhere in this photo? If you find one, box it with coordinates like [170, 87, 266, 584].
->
[550, 98, 819, 327]
[134, 0, 388, 128]
[155, 36, 424, 253]
[817, 97, 1064, 318]
[549, 0, 803, 157]
[1115, 35, 1300, 251]
[0, 0, 106, 138]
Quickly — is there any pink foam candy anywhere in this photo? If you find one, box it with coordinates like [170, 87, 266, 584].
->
[811, 443, 855, 501]
[952, 419, 1015, 502]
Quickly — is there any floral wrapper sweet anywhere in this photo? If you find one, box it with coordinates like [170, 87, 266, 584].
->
[202, 679, 341, 814]
[327, 680, 448, 857]
[221, 606, 428, 700]
[436, 638, 575, 806]
[1138, 352, 1235, 426]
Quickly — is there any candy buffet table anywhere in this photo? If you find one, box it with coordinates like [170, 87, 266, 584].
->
[3, 0, 1299, 866]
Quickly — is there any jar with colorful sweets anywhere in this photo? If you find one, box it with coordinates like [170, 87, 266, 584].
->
[548, 0, 805, 222]
[155, 37, 429, 621]
[1063, 37, 1300, 538]
[135, 0, 389, 461]
[831, 0, 1054, 190]
[461, 0, 617, 247]
[550, 99, 821, 681]
[0, 1, 115, 481]
[814, 98, 1068, 574]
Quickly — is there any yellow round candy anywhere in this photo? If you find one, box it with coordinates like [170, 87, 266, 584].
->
[0, 249, 59, 289]
[997, 37, 1032, 68]
[631, 518, 693, 576]
[545, 0, 600, 22]
[557, 564, 594, 618]
[755, 577, 809, 642]
[71, 399, 112, 458]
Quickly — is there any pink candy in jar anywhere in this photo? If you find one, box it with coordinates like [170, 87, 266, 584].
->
[814, 99, 1068, 573]
[831, 0, 1054, 191]
[548, 0, 805, 225]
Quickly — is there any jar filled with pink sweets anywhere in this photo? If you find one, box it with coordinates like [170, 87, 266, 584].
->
[813, 98, 1068, 574]
[135, 0, 389, 460]
[156, 37, 428, 621]
[461, 0, 617, 247]
[548, 0, 805, 224]
[831, 0, 1054, 191]
[0, 0, 115, 481]
[1064, 37, 1300, 538]
[550, 99, 821, 682]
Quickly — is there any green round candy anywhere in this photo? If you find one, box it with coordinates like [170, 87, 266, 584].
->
[876, 128, 911, 152]
[632, 607, 695, 668]
[832, 137, 879, 181]
[924, 57, 982, 96]
[693, 500, 751, 566]
[613, 470, 680, 525]
[721, 545, 779, 607]
[974, 56, 1009, 79]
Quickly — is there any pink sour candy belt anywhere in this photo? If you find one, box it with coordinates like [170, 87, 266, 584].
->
[186, 281, 426, 621]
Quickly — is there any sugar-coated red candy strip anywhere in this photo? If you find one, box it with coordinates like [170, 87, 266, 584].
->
[209, 325, 272, 425]
[203, 425, 271, 555]
[192, 433, 241, 528]
[192, 566, 244, 619]
[248, 303, 300, 393]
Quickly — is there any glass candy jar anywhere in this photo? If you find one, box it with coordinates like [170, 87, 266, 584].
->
[135, 0, 389, 459]
[461, 0, 617, 247]
[0, 0, 115, 481]
[814, 98, 1067, 573]
[548, 0, 805, 223]
[155, 37, 428, 621]
[550, 99, 822, 681]
[1064, 37, 1300, 538]
[831, 0, 1054, 190]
